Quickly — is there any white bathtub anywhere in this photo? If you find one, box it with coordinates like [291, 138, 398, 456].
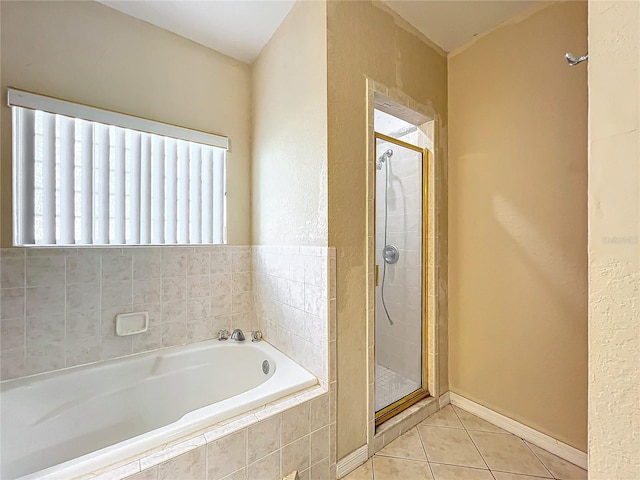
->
[0, 340, 317, 480]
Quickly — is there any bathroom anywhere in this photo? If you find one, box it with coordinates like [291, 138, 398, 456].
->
[1, 1, 638, 480]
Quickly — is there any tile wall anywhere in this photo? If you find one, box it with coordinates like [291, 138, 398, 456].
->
[252, 246, 336, 386]
[0, 245, 255, 380]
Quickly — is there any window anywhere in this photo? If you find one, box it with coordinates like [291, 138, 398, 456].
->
[9, 89, 228, 246]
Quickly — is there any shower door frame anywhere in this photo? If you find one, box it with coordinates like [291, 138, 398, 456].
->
[373, 131, 430, 427]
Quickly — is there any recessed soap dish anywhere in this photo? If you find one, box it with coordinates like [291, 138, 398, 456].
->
[115, 312, 149, 336]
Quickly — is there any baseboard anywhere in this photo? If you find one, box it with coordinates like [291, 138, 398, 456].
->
[438, 391, 451, 408]
[336, 445, 368, 478]
[449, 392, 588, 469]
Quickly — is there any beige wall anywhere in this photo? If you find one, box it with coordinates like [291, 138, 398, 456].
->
[251, 1, 328, 246]
[327, 1, 448, 458]
[448, 1, 588, 450]
[0, 0, 252, 246]
[588, 1, 640, 477]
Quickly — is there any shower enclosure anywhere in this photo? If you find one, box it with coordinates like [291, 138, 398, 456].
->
[374, 128, 429, 425]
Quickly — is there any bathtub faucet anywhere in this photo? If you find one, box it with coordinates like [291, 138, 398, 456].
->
[217, 329, 230, 341]
[230, 329, 246, 341]
[250, 330, 263, 342]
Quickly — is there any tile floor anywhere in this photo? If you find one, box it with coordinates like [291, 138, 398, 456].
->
[345, 405, 587, 480]
[375, 364, 420, 411]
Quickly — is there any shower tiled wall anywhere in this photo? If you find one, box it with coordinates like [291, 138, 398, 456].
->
[0, 245, 256, 380]
[375, 136, 424, 383]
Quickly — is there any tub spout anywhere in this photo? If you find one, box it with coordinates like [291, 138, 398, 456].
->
[230, 329, 245, 341]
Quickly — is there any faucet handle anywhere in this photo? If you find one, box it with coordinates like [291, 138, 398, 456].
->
[251, 330, 263, 342]
[218, 329, 230, 341]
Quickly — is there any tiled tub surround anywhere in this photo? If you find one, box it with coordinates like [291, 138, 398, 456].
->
[117, 386, 334, 480]
[252, 246, 336, 387]
[2, 340, 317, 479]
[0, 245, 255, 380]
[0, 244, 337, 480]
[79, 385, 333, 480]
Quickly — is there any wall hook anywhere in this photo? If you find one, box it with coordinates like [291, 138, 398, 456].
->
[565, 52, 588, 66]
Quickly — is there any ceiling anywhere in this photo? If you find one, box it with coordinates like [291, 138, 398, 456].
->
[99, 0, 538, 64]
[98, 0, 296, 64]
[382, 0, 537, 53]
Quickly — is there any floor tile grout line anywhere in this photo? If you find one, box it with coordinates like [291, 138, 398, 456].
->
[414, 427, 480, 480]
[465, 430, 493, 472]
[418, 423, 466, 431]
[521, 440, 558, 479]
[427, 460, 491, 471]
[428, 460, 514, 480]
[468, 429, 513, 436]
[415, 423, 439, 479]
[451, 405, 496, 474]
[374, 452, 429, 462]
[452, 405, 516, 437]
[418, 422, 466, 430]
[415, 425, 432, 462]
[449, 404, 467, 430]
[425, 460, 436, 480]
[491, 467, 555, 479]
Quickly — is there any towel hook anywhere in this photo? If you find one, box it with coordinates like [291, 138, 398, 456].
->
[565, 52, 588, 66]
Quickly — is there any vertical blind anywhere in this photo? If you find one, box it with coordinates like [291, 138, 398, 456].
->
[10, 90, 227, 246]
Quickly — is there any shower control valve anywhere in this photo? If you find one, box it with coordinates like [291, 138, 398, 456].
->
[218, 329, 230, 341]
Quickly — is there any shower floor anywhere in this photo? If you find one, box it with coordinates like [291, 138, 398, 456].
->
[375, 363, 420, 412]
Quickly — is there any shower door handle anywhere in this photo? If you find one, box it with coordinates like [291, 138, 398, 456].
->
[375, 265, 380, 286]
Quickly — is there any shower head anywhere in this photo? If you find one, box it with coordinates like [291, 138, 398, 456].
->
[376, 149, 393, 170]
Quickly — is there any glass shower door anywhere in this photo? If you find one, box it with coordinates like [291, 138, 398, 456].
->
[374, 133, 428, 425]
